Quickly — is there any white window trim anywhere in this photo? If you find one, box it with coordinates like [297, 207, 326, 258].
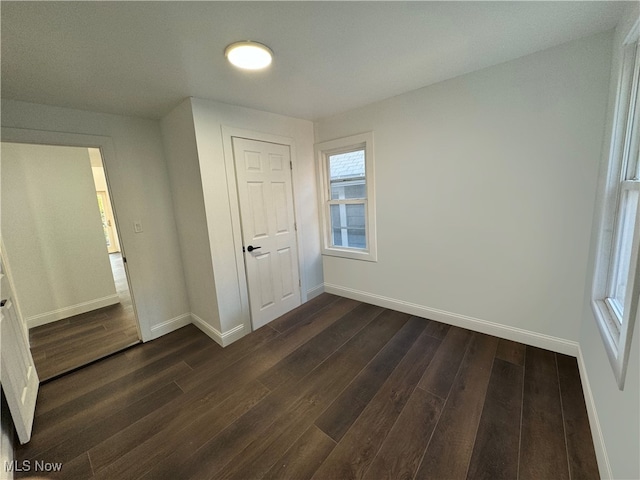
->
[316, 132, 377, 262]
[591, 20, 640, 390]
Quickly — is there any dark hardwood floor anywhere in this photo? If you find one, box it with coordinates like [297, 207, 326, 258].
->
[16, 293, 599, 479]
[29, 253, 140, 381]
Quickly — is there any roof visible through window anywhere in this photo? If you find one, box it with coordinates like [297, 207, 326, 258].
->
[329, 150, 365, 181]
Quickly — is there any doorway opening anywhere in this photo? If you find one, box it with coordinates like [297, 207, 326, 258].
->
[0, 142, 140, 381]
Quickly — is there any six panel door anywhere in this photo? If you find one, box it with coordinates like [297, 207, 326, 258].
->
[232, 137, 302, 330]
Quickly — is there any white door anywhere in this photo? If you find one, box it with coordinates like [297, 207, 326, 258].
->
[0, 247, 39, 444]
[233, 137, 302, 330]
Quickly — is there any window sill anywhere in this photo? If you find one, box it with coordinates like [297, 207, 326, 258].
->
[591, 298, 625, 389]
[321, 247, 377, 262]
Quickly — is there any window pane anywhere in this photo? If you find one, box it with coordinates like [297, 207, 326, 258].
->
[330, 203, 366, 249]
[624, 44, 639, 180]
[611, 188, 639, 316]
[329, 150, 366, 200]
[330, 182, 366, 200]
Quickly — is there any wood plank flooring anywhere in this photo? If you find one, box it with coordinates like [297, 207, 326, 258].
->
[29, 253, 140, 381]
[15, 293, 599, 479]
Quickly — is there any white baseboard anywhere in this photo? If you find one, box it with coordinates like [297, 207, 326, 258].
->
[150, 313, 192, 340]
[191, 314, 246, 347]
[306, 283, 325, 300]
[26, 294, 121, 329]
[324, 283, 580, 356]
[577, 347, 613, 480]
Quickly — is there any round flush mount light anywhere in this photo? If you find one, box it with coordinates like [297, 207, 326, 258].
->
[225, 41, 273, 70]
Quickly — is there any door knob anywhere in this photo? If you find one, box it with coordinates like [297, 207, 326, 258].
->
[247, 245, 261, 252]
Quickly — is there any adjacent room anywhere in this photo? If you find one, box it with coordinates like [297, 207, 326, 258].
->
[0, 2, 638, 479]
[1, 142, 140, 381]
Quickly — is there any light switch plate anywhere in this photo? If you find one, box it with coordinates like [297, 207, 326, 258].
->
[134, 221, 143, 233]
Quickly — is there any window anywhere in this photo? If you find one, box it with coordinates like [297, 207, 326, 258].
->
[592, 25, 640, 389]
[316, 132, 377, 261]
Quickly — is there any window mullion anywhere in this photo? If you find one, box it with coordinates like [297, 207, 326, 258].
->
[328, 199, 367, 205]
[337, 182, 347, 248]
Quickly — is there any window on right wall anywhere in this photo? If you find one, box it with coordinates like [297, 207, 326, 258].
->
[316, 132, 377, 262]
[592, 24, 639, 390]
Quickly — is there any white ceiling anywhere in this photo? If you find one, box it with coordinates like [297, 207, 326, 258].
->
[1, 1, 630, 121]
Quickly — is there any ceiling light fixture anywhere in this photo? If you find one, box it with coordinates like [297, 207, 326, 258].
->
[225, 41, 273, 70]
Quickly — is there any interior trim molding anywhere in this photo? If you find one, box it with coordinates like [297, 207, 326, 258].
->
[26, 294, 121, 329]
[324, 283, 580, 356]
[191, 313, 246, 347]
[576, 347, 613, 479]
[149, 313, 192, 340]
[307, 283, 325, 300]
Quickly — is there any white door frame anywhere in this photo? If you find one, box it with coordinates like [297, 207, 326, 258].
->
[221, 126, 308, 333]
[0, 127, 145, 340]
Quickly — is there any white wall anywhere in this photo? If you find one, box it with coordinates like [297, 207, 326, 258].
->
[579, 6, 640, 479]
[1, 100, 190, 341]
[315, 31, 613, 350]
[2, 142, 118, 327]
[161, 97, 321, 342]
[160, 99, 221, 333]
